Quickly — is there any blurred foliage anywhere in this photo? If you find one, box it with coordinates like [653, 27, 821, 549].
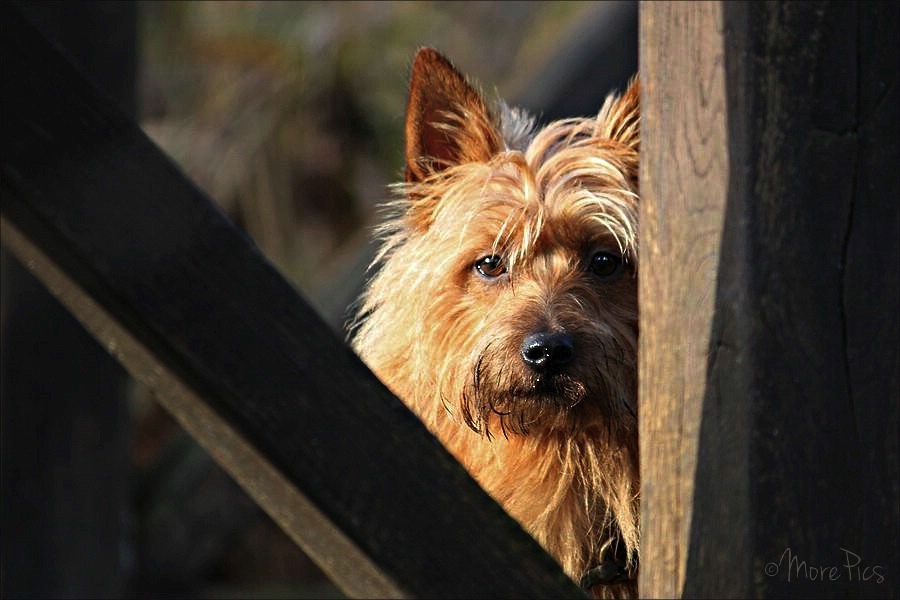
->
[139, 1, 593, 305]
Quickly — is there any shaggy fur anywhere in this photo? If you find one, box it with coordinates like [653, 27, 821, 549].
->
[351, 48, 640, 598]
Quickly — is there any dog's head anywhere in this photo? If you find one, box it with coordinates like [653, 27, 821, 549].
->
[355, 48, 640, 439]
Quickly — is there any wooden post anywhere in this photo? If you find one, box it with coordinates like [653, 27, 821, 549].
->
[639, 2, 730, 597]
[639, 1, 899, 598]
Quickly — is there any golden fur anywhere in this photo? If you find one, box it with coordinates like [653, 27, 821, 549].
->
[351, 48, 640, 598]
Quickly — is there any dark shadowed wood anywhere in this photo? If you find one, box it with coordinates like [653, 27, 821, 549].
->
[0, 6, 584, 599]
[640, 1, 899, 598]
[0, 3, 136, 597]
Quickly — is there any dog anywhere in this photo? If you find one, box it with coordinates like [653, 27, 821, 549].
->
[351, 48, 640, 598]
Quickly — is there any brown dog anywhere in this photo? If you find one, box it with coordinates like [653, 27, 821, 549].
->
[352, 48, 640, 598]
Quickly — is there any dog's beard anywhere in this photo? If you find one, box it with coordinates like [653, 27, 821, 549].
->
[456, 335, 636, 438]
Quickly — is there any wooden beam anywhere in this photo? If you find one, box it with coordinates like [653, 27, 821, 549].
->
[0, 5, 583, 599]
[639, 1, 899, 597]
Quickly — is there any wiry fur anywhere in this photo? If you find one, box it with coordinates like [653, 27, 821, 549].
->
[351, 48, 640, 598]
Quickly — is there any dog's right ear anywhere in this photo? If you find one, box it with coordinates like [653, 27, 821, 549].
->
[404, 48, 501, 183]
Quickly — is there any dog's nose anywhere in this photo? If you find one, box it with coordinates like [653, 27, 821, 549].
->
[521, 332, 575, 372]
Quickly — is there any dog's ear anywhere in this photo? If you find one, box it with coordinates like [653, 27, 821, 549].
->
[404, 48, 501, 183]
[596, 76, 640, 183]
[598, 76, 639, 151]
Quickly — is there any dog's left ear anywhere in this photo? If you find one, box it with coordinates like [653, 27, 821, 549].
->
[596, 77, 640, 181]
[404, 48, 501, 183]
[598, 76, 639, 150]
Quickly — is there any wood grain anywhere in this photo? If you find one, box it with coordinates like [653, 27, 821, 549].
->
[638, 2, 729, 597]
[0, 5, 584, 598]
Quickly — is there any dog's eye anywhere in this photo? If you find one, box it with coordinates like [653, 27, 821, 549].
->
[474, 255, 506, 279]
[589, 251, 623, 278]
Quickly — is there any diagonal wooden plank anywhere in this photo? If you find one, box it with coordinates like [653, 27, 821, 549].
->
[0, 5, 583, 598]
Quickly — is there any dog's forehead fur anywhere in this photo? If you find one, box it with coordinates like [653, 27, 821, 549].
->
[390, 64, 640, 273]
[498, 100, 537, 152]
[407, 113, 639, 272]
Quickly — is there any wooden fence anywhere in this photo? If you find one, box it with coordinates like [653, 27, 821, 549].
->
[2, 2, 897, 598]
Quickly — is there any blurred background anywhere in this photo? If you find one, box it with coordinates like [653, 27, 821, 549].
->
[1, 1, 636, 598]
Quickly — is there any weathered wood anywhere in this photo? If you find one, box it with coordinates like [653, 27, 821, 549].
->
[639, 1, 899, 597]
[0, 5, 583, 599]
[638, 3, 730, 597]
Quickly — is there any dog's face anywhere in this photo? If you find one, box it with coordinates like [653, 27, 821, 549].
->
[445, 193, 639, 438]
[357, 49, 640, 439]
